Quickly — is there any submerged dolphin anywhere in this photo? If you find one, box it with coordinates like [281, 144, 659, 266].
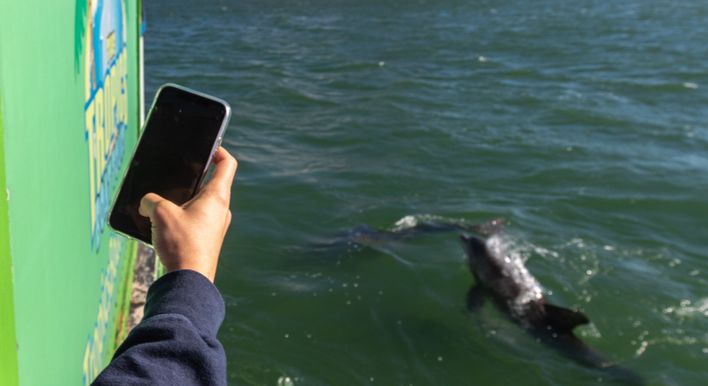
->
[318, 215, 477, 250]
[461, 219, 643, 384]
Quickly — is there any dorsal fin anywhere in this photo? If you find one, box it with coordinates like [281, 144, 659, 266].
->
[472, 218, 506, 237]
[544, 303, 590, 333]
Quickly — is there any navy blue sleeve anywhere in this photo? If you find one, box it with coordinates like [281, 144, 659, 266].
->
[92, 270, 227, 386]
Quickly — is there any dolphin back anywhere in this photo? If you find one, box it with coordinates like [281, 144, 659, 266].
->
[471, 218, 506, 237]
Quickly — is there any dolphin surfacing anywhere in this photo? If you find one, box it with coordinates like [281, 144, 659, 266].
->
[461, 219, 643, 384]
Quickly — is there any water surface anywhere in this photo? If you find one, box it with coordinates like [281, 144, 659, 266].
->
[145, 1, 707, 384]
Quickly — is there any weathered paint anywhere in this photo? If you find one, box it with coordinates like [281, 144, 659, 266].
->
[0, 1, 143, 384]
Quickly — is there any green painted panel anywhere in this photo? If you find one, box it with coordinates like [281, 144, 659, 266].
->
[0, 98, 20, 386]
[0, 1, 142, 384]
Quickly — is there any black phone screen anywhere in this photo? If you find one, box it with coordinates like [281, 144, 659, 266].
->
[109, 85, 228, 244]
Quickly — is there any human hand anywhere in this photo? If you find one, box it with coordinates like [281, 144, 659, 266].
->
[138, 147, 238, 282]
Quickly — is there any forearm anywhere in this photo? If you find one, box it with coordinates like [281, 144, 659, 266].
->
[92, 270, 227, 386]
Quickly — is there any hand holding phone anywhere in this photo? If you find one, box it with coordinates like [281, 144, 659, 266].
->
[109, 84, 231, 245]
[138, 146, 237, 282]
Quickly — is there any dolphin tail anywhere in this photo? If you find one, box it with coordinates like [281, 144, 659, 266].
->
[602, 364, 646, 386]
[541, 304, 645, 385]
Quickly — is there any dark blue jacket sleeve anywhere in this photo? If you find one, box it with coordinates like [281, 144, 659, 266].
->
[92, 270, 227, 386]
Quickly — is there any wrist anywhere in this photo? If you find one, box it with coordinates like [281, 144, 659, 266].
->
[162, 258, 216, 282]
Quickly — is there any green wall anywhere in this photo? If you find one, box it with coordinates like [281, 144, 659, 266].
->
[0, 1, 143, 384]
[0, 98, 20, 386]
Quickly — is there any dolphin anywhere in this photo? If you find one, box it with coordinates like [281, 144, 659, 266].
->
[316, 215, 477, 250]
[460, 219, 643, 384]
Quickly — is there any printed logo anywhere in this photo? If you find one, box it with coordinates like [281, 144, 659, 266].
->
[84, 0, 129, 251]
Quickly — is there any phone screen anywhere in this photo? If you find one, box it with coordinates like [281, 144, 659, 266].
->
[109, 85, 228, 244]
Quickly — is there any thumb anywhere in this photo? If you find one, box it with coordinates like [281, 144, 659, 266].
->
[139, 192, 176, 219]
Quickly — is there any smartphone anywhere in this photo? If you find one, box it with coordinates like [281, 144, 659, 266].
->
[109, 83, 231, 244]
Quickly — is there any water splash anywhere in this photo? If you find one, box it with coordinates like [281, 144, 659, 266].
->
[390, 214, 472, 232]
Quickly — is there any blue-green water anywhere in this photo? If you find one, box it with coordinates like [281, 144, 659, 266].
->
[145, 1, 707, 384]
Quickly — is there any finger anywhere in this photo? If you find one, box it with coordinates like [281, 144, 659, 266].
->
[206, 147, 238, 193]
[139, 192, 173, 219]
